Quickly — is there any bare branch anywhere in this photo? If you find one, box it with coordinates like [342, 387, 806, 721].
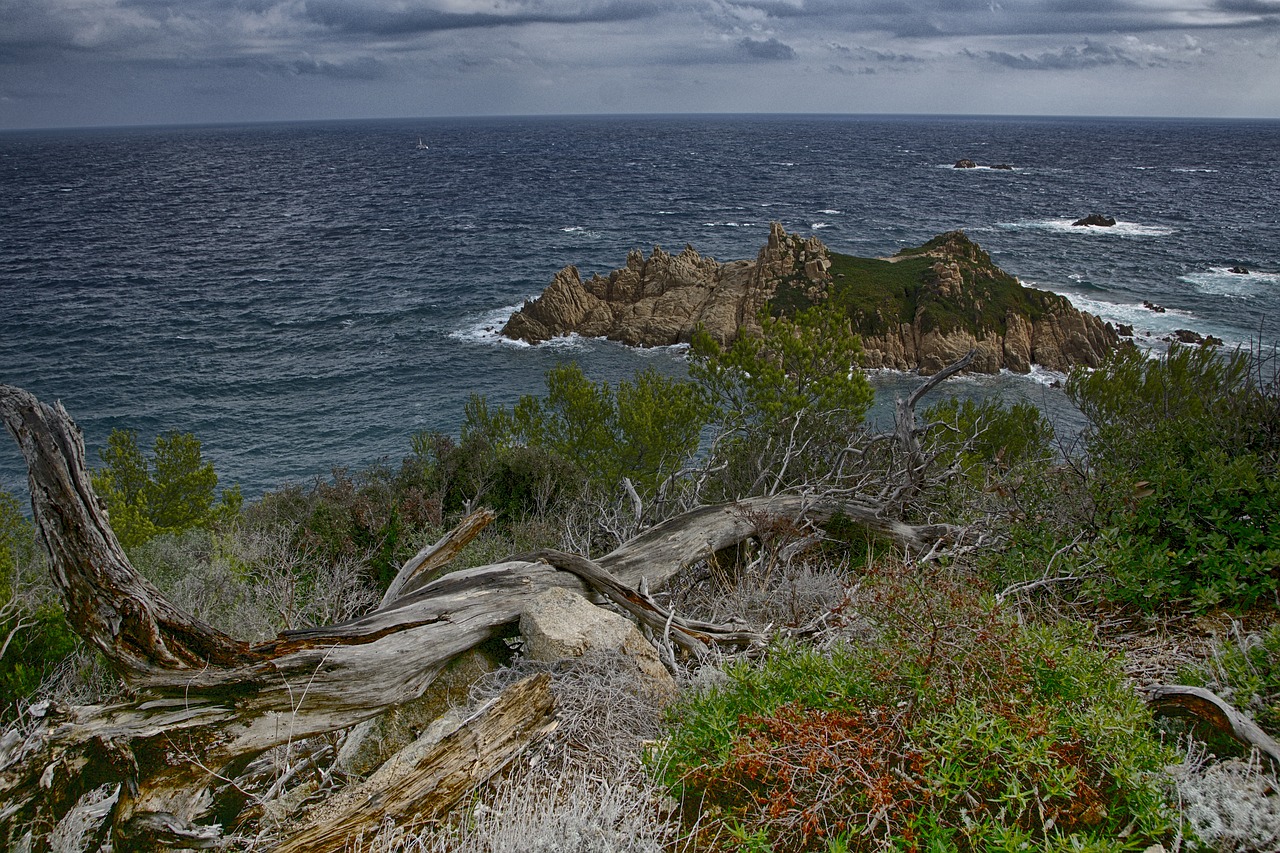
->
[380, 508, 496, 607]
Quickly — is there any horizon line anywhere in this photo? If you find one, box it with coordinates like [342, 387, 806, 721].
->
[4, 110, 1279, 134]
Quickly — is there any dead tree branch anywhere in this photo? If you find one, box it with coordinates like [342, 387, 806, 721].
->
[0, 383, 962, 850]
[1144, 684, 1280, 769]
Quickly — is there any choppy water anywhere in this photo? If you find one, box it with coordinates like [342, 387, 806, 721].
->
[2, 115, 1277, 502]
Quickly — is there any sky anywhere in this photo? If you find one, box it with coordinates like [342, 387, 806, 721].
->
[1, 0, 1279, 129]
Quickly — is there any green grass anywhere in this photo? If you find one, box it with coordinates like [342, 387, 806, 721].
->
[771, 232, 1072, 341]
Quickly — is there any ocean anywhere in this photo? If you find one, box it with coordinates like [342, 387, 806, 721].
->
[2, 114, 1278, 504]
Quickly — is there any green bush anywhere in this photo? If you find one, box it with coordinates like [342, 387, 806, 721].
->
[92, 428, 242, 551]
[658, 569, 1178, 852]
[1066, 344, 1280, 612]
[246, 459, 443, 591]
[690, 302, 875, 499]
[1, 489, 80, 721]
[510, 363, 709, 500]
[0, 602, 79, 720]
[922, 397, 1054, 480]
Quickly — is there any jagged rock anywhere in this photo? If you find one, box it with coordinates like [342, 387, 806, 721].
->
[503, 225, 1118, 375]
[501, 223, 821, 348]
[1144, 300, 1167, 313]
[954, 159, 979, 168]
[1169, 329, 1223, 347]
[1118, 324, 1135, 337]
[519, 587, 677, 696]
[1229, 266, 1250, 274]
[991, 163, 1014, 170]
[1072, 214, 1117, 227]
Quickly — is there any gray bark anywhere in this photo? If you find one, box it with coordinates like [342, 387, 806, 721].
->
[0, 383, 959, 850]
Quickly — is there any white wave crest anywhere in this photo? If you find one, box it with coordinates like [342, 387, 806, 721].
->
[998, 218, 1174, 238]
[447, 303, 535, 348]
[1181, 268, 1278, 299]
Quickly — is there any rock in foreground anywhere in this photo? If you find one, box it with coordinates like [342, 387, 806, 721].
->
[501, 224, 1119, 375]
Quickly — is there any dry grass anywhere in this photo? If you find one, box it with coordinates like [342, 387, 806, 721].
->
[335, 649, 682, 853]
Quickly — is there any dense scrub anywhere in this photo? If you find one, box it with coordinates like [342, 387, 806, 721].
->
[661, 570, 1178, 851]
[3, 333, 1279, 849]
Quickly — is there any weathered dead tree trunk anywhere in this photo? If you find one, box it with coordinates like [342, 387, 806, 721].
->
[0, 384, 959, 850]
[1144, 684, 1280, 768]
[272, 673, 557, 853]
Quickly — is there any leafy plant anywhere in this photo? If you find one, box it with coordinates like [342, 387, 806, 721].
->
[1065, 344, 1280, 612]
[659, 568, 1179, 852]
[92, 428, 242, 551]
[689, 301, 874, 499]
[511, 363, 709, 499]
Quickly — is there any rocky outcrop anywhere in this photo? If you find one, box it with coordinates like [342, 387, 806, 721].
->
[502, 223, 829, 347]
[1072, 214, 1117, 227]
[857, 307, 1117, 374]
[502, 224, 1119, 375]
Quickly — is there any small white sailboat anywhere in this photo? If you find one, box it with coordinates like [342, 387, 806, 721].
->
[416, 138, 429, 150]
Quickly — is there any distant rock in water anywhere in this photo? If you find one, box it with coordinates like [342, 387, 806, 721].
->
[1229, 266, 1250, 274]
[1072, 214, 1117, 227]
[954, 159, 979, 169]
[501, 224, 1120, 375]
[991, 163, 1014, 170]
[1170, 329, 1224, 347]
[1143, 300, 1167, 313]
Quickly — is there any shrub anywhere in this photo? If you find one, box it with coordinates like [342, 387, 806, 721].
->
[658, 568, 1178, 852]
[510, 363, 709, 500]
[1, 488, 82, 721]
[689, 302, 875, 499]
[1066, 344, 1280, 612]
[246, 460, 443, 591]
[92, 428, 242, 551]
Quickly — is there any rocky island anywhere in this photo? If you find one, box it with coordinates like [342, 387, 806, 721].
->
[501, 224, 1119, 374]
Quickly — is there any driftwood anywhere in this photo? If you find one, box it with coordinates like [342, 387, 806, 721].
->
[0, 383, 960, 849]
[1144, 684, 1280, 768]
[273, 673, 557, 853]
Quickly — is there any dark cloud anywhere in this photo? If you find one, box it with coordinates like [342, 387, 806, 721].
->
[738, 36, 797, 59]
[0, 0, 1277, 127]
[826, 42, 924, 63]
[826, 63, 878, 75]
[302, 0, 660, 37]
[723, 0, 1279, 37]
[1214, 0, 1280, 14]
[971, 40, 1169, 70]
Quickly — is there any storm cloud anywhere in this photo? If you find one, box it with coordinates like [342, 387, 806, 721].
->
[0, 0, 1276, 127]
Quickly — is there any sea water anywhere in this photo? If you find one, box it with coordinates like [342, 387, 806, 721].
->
[2, 115, 1277, 502]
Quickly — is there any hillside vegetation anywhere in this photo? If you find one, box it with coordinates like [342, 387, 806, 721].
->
[2, 314, 1278, 851]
